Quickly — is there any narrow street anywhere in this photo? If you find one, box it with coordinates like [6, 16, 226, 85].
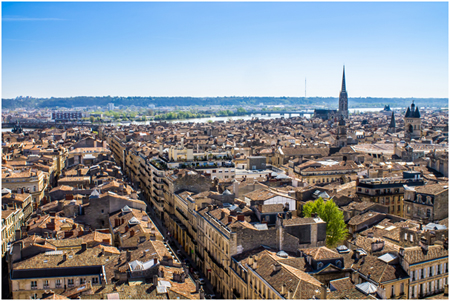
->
[135, 191, 218, 298]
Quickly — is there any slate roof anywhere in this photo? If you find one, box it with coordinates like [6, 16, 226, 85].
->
[250, 252, 323, 299]
[402, 245, 448, 264]
[301, 246, 342, 260]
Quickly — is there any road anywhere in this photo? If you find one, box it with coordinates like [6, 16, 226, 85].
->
[141, 194, 219, 298]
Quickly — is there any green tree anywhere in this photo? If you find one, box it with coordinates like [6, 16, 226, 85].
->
[89, 116, 95, 123]
[236, 107, 246, 115]
[303, 198, 348, 247]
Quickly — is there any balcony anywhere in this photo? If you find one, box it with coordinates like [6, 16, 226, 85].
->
[31, 286, 38, 290]
[43, 285, 50, 289]
[55, 284, 62, 289]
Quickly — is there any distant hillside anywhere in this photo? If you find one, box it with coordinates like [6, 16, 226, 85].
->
[1, 96, 448, 110]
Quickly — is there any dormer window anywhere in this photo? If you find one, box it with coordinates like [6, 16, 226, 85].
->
[317, 262, 323, 269]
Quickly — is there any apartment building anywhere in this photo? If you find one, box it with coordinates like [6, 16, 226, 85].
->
[9, 245, 117, 299]
[231, 247, 326, 299]
[2, 168, 47, 205]
[399, 244, 448, 298]
[196, 205, 326, 298]
[403, 183, 448, 222]
[356, 171, 425, 217]
[300, 162, 359, 185]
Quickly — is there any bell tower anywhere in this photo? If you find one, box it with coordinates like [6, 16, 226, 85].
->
[404, 100, 421, 140]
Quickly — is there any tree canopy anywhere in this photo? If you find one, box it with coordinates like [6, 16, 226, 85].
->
[303, 198, 348, 247]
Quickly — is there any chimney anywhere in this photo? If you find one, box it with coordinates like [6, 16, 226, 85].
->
[237, 215, 245, 222]
[281, 283, 287, 295]
[173, 272, 180, 282]
[287, 289, 293, 299]
[180, 272, 186, 283]
[273, 263, 281, 273]
[62, 254, 67, 262]
[351, 271, 359, 284]
[248, 256, 254, 266]
[15, 229, 21, 241]
[81, 243, 87, 252]
[233, 180, 239, 197]
[11, 241, 23, 263]
[126, 250, 131, 262]
[153, 275, 159, 286]
[321, 284, 327, 300]
[130, 229, 135, 237]
[371, 240, 385, 253]
[252, 258, 257, 270]
[228, 216, 233, 223]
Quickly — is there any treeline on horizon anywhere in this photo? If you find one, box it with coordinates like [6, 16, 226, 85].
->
[2, 96, 448, 110]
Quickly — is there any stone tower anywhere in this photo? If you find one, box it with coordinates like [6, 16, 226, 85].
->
[404, 100, 421, 140]
[336, 115, 348, 147]
[339, 66, 348, 118]
[387, 111, 396, 134]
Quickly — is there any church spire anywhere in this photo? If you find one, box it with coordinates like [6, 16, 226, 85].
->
[341, 65, 346, 92]
[389, 111, 396, 129]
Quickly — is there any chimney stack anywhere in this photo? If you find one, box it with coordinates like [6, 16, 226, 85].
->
[126, 250, 131, 262]
[321, 284, 328, 300]
[281, 283, 287, 295]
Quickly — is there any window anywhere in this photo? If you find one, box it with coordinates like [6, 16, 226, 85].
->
[410, 234, 414, 242]
[80, 278, 86, 285]
[68, 279, 74, 287]
[391, 285, 395, 297]
[317, 262, 323, 269]
[44, 280, 49, 288]
[404, 233, 408, 241]
[31, 281, 37, 289]
[335, 260, 342, 267]
[56, 279, 61, 287]
[426, 209, 431, 218]
[92, 277, 99, 284]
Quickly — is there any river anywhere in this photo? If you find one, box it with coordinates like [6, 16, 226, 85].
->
[0, 107, 437, 132]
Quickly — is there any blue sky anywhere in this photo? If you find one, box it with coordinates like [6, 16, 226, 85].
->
[2, 1, 448, 98]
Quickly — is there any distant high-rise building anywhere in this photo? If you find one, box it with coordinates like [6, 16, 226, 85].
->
[339, 66, 348, 118]
[107, 103, 114, 111]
